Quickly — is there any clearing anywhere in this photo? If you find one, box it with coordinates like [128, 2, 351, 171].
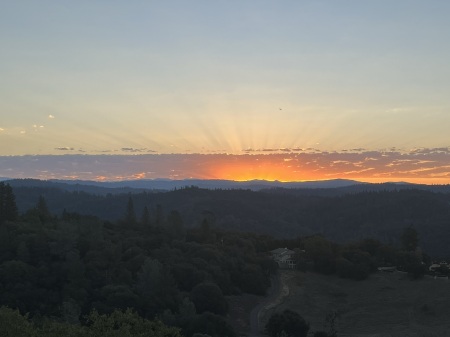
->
[261, 270, 450, 337]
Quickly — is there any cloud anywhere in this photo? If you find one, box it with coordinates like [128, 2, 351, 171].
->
[409, 147, 450, 155]
[243, 148, 317, 153]
[385, 107, 410, 114]
[55, 147, 75, 151]
[32, 125, 44, 132]
[121, 147, 147, 153]
[331, 160, 352, 165]
[48, 115, 55, 119]
[1, 148, 450, 183]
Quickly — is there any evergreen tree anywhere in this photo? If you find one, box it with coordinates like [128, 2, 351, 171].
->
[167, 210, 185, 239]
[4, 184, 18, 222]
[401, 227, 419, 252]
[0, 183, 18, 224]
[125, 196, 137, 225]
[36, 195, 52, 223]
[156, 204, 164, 226]
[265, 310, 310, 337]
[0, 182, 4, 223]
[141, 206, 150, 227]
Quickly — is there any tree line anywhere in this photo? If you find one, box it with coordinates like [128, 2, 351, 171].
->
[0, 185, 433, 336]
[10, 182, 450, 257]
[0, 189, 278, 337]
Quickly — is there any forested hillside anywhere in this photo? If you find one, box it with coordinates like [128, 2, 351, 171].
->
[9, 180, 450, 257]
[0, 181, 437, 336]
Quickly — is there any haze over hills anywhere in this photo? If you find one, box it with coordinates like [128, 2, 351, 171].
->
[3, 177, 365, 193]
[4, 177, 450, 195]
[52, 178, 365, 190]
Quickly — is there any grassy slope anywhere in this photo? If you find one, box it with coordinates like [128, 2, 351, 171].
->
[262, 270, 450, 337]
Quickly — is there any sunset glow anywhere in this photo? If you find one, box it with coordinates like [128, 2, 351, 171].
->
[1, 2, 450, 184]
[203, 155, 290, 182]
[2, 149, 450, 184]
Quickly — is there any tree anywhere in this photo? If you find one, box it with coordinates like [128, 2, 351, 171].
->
[167, 210, 185, 239]
[190, 282, 228, 315]
[401, 227, 418, 252]
[36, 195, 52, 224]
[0, 183, 18, 224]
[265, 310, 310, 337]
[141, 206, 150, 227]
[0, 183, 4, 224]
[156, 204, 164, 226]
[304, 236, 336, 274]
[397, 251, 426, 279]
[0, 306, 35, 337]
[136, 258, 164, 298]
[125, 196, 137, 225]
[0, 307, 182, 337]
[313, 332, 329, 337]
[185, 312, 235, 337]
[135, 258, 179, 316]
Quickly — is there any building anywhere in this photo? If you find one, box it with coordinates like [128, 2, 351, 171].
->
[270, 247, 297, 269]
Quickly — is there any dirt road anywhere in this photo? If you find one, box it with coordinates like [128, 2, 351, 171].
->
[249, 271, 292, 336]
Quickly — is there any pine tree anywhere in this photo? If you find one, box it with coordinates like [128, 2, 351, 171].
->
[4, 184, 18, 222]
[156, 204, 164, 226]
[125, 196, 137, 225]
[0, 182, 5, 223]
[36, 195, 51, 224]
[141, 206, 150, 226]
[0, 182, 18, 224]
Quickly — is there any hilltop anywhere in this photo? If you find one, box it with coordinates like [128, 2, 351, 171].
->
[6, 178, 450, 257]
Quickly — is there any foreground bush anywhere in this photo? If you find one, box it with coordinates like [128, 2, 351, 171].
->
[265, 309, 309, 337]
[0, 306, 182, 337]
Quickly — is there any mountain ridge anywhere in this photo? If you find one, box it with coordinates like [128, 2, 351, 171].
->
[5, 177, 372, 191]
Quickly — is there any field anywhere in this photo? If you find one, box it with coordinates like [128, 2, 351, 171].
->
[260, 270, 450, 337]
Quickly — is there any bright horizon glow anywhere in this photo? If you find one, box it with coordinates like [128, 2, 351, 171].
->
[2, 150, 450, 185]
[1, 2, 450, 184]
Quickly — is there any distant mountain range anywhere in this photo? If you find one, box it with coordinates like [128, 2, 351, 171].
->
[52, 178, 365, 190]
[3, 177, 450, 195]
[4, 177, 367, 191]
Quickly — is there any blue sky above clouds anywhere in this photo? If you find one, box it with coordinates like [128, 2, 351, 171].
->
[1, 1, 450, 182]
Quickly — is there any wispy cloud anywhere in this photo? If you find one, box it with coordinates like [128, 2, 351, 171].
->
[385, 107, 412, 114]
[32, 125, 44, 132]
[121, 147, 148, 153]
[48, 115, 55, 119]
[243, 147, 322, 153]
[1, 148, 450, 183]
[55, 147, 75, 151]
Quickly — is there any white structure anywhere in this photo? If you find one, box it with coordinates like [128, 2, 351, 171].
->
[270, 248, 297, 269]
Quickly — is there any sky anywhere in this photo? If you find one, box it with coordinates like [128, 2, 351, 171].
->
[1, 1, 450, 183]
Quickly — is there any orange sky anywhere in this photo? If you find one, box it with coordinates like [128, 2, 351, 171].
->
[2, 150, 450, 184]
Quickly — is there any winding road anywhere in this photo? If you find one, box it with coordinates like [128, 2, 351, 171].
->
[249, 271, 286, 337]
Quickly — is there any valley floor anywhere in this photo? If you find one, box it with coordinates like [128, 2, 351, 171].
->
[263, 270, 450, 337]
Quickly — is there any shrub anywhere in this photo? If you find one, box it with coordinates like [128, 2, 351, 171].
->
[265, 309, 309, 337]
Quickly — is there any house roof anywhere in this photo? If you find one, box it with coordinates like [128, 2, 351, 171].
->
[270, 247, 295, 255]
[279, 254, 295, 262]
